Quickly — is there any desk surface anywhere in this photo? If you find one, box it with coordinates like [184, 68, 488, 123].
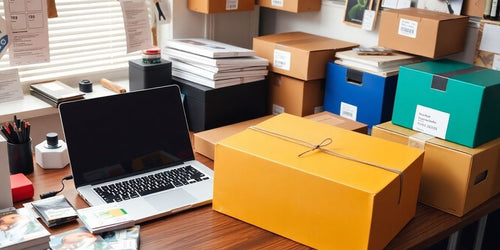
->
[17, 149, 500, 249]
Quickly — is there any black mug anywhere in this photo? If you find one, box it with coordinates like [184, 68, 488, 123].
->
[7, 138, 34, 175]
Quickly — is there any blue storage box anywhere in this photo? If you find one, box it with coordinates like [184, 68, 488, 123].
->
[323, 62, 398, 128]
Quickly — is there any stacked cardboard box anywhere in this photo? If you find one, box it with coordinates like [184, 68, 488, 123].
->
[253, 32, 357, 116]
[372, 59, 500, 216]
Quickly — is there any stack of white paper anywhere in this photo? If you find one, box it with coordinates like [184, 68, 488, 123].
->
[335, 49, 421, 77]
[163, 39, 269, 88]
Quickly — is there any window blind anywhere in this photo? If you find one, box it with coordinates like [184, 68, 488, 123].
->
[0, 0, 142, 85]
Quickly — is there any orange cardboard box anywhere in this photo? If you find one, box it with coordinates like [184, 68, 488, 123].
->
[188, 0, 254, 14]
[194, 112, 368, 159]
[371, 122, 500, 216]
[268, 72, 324, 116]
[257, 0, 321, 13]
[253, 32, 357, 80]
[213, 113, 423, 249]
[378, 8, 468, 58]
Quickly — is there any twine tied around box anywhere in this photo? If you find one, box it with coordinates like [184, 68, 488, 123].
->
[249, 126, 403, 204]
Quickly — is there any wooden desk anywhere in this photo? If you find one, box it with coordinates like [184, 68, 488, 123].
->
[17, 152, 500, 249]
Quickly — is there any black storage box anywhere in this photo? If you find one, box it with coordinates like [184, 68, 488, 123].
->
[173, 77, 269, 132]
[129, 59, 172, 91]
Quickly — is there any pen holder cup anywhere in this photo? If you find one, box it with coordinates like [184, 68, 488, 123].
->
[8, 139, 34, 175]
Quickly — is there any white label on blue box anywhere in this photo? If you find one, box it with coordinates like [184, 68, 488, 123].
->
[272, 0, 284, 7]
[273, 49, 291, 71]
[413, 105, 449, 139]
[398, 18, 418, 38]
[226, 0, 238, 10]
[340, 102, 357, 121]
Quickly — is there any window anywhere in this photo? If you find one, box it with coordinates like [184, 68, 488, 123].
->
[0, 0, 141, 85]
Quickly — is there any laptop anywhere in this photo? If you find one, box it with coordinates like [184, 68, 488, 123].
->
[58, 85, 214, 223]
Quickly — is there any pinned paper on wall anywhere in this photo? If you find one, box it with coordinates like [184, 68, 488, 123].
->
[3, 0, 50, 66]
[479, 23, 500, 54]
[0, 17, 9, 60]
[361, 10, 376, 30]
[0, 68, 24, 104]
[120, 0, 153, 54]
[493, 54, 500, 70]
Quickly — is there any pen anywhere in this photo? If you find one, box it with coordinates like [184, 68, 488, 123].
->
[1, 116, 31, 144]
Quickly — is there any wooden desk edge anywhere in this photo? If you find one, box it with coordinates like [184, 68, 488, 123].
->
[15, 150, 500, 249]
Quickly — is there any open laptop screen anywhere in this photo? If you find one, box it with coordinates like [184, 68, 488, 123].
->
[59, 85, 195, 188]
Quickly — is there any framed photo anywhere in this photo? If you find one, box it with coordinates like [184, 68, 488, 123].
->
[344, 0, 380, 27]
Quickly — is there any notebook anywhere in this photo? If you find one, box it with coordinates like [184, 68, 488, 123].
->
[58, 85, 214, 223]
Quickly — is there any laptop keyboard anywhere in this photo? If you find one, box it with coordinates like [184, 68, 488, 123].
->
[93, 165, 209, 203]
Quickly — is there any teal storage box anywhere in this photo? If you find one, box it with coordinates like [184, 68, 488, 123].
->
[323, 62, 398, 128]
[392, 59, 500, 148]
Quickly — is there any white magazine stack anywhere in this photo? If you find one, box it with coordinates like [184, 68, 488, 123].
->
[163, 39, 269, 88]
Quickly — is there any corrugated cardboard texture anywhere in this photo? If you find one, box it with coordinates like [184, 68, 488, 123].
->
[378, 8, 468, 58]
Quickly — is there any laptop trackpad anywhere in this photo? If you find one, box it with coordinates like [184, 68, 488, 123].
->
[144, 189, 197, 212]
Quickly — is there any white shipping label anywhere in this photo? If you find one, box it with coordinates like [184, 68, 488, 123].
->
[340, 102, 357, 121]
[272, 0, 284, 7]
[398, 18, 418, 38]
[412, 105, 450, 139]
[273, 49, 291, 71]
[272, 104, 285, 115]
[226, 0, 238, 10]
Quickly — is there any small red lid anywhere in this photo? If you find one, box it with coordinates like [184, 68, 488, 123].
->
[143, 47, 161, 55]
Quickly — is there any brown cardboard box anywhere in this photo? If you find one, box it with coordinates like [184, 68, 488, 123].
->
[194, 115, 273, 160]
[194, 111, 368, 159]
[372, 122, 500, 217]
[474, 19, 500, 70]
[257, 0, 321, 13]
[304, 111, 368, 134]
[188, 0, 254, 14]
[378, 8, 468, 58]
[268, 72, 324, 116]
[462, 0, 486, 18]
[253, 32, 357, 80]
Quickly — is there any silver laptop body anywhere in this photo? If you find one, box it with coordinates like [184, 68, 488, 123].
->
[59, 85, 213, 223]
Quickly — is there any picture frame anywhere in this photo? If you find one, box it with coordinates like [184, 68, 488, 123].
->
[343, 0, 380, 27]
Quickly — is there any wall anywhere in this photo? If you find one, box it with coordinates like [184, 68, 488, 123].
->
[259, 2, 480, 64]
